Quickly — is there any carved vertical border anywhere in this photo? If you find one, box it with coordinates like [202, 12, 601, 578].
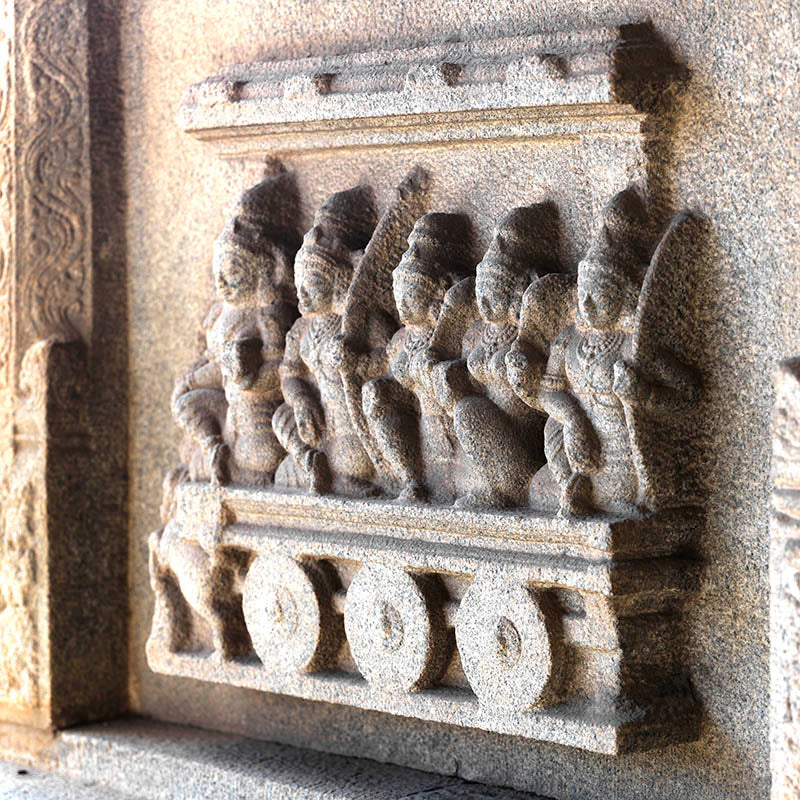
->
[0, 0, 95, 730]
[771, 357, 800, 799]
[16, 0, 91, 352]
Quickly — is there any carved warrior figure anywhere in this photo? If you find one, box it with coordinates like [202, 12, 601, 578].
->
[361, 212, 473, 502]
[171, 170, 300, 486]
[273, 169, 429, 496]
[423, 204, 560, 507]
[151, 171, 299, 658]
[529, 186, 700, 516]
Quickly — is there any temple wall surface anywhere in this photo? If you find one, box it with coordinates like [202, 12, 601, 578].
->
[117, 1, 797, 798]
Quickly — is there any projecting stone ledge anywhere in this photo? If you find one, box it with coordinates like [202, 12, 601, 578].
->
[177, 23, 682, 155]
[148, 482, 702, 756]
[4, 719, 547, 799]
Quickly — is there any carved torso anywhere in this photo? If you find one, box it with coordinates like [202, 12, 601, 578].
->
[206, 299, 296, 477]
[297, 312, 352, 439]
[560, 324, 637, 504]
[466, 320, 536, 421]
[389, 326, 437, 411]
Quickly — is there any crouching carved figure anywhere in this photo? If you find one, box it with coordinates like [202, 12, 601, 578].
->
[150, 169, 300, 657]
[423, 204, 561, 507]
[528, 186, 702, 516]
[171, 169, 300, 485]
[361, 212, 473, 503]
[273, 168, 429, 496]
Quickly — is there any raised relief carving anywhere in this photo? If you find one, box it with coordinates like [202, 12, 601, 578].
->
[152, 166, 300, 658]
[424, 204, 559, 508]
[0, 337, 90, 724]
[177, 24, 681, 157]
[149, 23, 701, 755]
[362, 211, 472, 503]
[0, 0, 94, 725]
[148, 169, 704, 754]
[527, 187, 701, 516]
[172, 166, 300, 487]
[273, 167, 428, 496]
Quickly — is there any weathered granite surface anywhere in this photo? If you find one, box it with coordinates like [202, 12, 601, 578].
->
[116, 0, 798, 798]
[7, 719, 548, 800]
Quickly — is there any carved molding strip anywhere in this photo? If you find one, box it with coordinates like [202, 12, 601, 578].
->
[0, 0, 92, 728]
[178, 23, 678, 156]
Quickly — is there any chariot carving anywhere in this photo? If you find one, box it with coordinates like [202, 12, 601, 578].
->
[148, 163, 705, 754]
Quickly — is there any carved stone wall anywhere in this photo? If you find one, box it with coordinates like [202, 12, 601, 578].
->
[123, 1, 797, 798]
[771, 358, 800, 799]
[0, 0, 126, 730]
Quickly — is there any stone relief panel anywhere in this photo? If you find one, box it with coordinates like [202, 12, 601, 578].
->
[149, 170, 704, 755]
[148, 25, 704, 756]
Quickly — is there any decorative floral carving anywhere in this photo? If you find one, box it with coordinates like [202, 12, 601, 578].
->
[19, 0, 91, 343]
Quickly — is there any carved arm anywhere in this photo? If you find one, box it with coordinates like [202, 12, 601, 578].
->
[614, 348, 701, 415]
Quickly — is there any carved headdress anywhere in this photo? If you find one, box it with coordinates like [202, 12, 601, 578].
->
[395, 212, 472, 286]
[478, 203, 560, 283]
[582, 186, 652, 285]
[215, 170, 301, 259]
[295, 185, 377, 292]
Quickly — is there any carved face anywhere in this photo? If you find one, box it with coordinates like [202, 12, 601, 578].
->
[212, 235, 260, 305]
[475, 257, 527, 324]
[577, 258, 638, 331]
[296, 264, 335, 314]
[392, 259, 442, 327]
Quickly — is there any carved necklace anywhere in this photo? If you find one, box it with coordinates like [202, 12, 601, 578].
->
[577, 330, 624, 363]
[307, 314, 340, 354]
[482, 321, 516, 349]
[577, 330, 625, 392]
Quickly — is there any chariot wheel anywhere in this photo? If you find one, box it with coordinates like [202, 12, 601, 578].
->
[344, 564, 449, 692]
[242, 554, 342, 673]
[456, 574, 556, 710]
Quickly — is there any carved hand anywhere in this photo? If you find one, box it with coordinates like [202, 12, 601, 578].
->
[209, 441, 231, 486]
[294, 395, 324, 446]
[221, 338, 262, 387]
[564, 421, 601, 474]
[432, 360, 471, 413]
[409, 347, 439, 387]
[489, 348, 509, 385]
[612, 359, 640, 403]
[505, 347, 537, 398]
[325, 334, 364, 373]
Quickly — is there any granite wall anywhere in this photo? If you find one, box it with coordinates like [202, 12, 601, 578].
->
[120, 1, 798, 797]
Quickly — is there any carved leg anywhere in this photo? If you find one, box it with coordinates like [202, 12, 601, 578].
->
[452, 396, 536, 507]
[362, 378, 425, 501]
[148, 528, 191, 652]
[166, 537, 245, 660]
[272, 402, 330, 492]
[559, 473, 593, 517]
[172, 388, 227, 481]
[542, 416, 591, 516]
[543, 416, 571, 487]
